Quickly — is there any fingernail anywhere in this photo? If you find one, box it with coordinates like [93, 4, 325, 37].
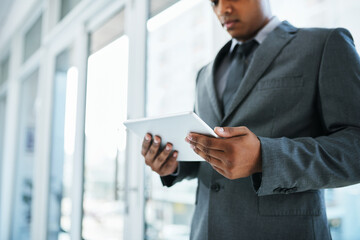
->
[173, 152, 177, 157]
[166, 145, 171, 150]
[145, 135, 150, 141]
[190, 144, 195, 149]
[154, 138, 159, 144]
[187, 135, 193, 141]
[217, 127, 224, 132]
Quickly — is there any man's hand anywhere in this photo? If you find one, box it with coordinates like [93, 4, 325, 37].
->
[142, 133, 179, 176]
[186, 126, 262, 179]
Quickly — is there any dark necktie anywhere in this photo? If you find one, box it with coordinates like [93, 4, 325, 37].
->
[222, 40, 258, 115]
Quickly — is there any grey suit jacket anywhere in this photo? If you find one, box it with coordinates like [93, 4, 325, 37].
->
[162, 21, 360, 240]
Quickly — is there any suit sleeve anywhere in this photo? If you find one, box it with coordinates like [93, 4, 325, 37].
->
[160, 67, 208, 187]
[255, 28, 360, 196]
[161, 162, 200, 187]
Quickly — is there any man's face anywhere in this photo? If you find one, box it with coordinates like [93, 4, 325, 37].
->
[210, 0, 271, 42]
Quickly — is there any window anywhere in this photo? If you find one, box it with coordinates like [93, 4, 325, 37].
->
[0, 97, 7, 235]
[60, 0, 82, 20]
[47, 47, 77, 240]
[145, 0, 220, 239]
[0, 58, 10, 207]
[0, 56, 9, 86]
[150, 0, 180, 18]
[89, 9, 125, 54]
[11, 69, 39, 240]
[23, 15, 42, 63]
[82, 9, 128, 240]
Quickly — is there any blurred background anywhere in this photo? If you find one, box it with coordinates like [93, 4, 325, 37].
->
[0, 0, 360, 239]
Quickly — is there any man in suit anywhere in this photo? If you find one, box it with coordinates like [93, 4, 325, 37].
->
[142, 0, 360, 239]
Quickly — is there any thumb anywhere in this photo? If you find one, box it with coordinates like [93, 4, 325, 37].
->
[214, 126, 249, 137]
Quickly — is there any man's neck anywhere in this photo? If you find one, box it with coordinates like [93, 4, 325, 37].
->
[230, 16, 281, 53]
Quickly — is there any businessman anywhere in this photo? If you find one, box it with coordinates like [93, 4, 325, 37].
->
[142, 0, 360, 239]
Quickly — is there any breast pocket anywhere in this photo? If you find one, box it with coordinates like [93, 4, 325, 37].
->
[256, 76, 304, 91]
[258, 190, 322, 216]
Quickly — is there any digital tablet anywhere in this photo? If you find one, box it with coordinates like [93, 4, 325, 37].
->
[123, 111, 218, 161]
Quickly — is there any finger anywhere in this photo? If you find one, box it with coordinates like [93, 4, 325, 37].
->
[186, 133, 224, 150]
[190, 142, 227, 161]
[212, 164, 227, 177]
[191, 144, 224, 167]
[214, 126, 249, 138]
[159, 152, 179, 176]
[152, 143, 173, 171]
[145, 135, 161, 165]
[141, 133, 152, 156]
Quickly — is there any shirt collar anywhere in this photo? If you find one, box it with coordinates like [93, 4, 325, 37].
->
[230, 16, 281, 53]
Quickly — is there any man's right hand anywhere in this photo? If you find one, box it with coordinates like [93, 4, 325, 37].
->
[142, 133, 179, 176]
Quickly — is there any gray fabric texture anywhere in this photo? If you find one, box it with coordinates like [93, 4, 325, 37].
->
[222, 40, 259, 115]
[161, 21, 360, 240]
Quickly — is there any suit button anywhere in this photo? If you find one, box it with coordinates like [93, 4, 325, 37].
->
[211, 183, 221, 192]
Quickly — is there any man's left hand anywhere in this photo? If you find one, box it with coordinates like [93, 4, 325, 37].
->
[186, 126, 262, 179]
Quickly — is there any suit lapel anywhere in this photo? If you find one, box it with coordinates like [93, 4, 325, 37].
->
[205, 41, 232, 122]
[222, 21, 298, 124]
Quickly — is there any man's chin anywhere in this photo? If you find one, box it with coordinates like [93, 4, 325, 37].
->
[228, 31, 255, 42]
[228, 32, 247, 41]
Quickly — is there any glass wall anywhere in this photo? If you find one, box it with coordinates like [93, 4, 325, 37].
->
[0, 1, 139, 239]
[0, 56, 9, 87]
[82, 10, 128, 240]
[23, 15, 42, 63]
[0, 56, 9, 187]
[0, 97, 6, 235]
[47, 47, 77, 240]
[145, 0, 219, 239]
[11, 69, 39, 240]
[149, 0, 180, 18]
[60, 0, 82, 20]
[272, 0, 360, 48]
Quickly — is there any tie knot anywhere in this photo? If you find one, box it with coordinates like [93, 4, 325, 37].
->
[234, 39, 258, 58]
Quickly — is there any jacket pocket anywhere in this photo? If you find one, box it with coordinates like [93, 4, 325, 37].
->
[256, 76, 303, 90]
[258, 190, 321, 216]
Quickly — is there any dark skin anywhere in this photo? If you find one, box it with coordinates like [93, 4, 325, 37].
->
[141, 134, 178, 176]
[211, 0, 272, 42]
[186, 127, 262, 179]
[142, 0, 271, 179]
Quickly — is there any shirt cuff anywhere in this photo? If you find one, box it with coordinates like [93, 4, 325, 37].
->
[170, 164, 180, 176]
